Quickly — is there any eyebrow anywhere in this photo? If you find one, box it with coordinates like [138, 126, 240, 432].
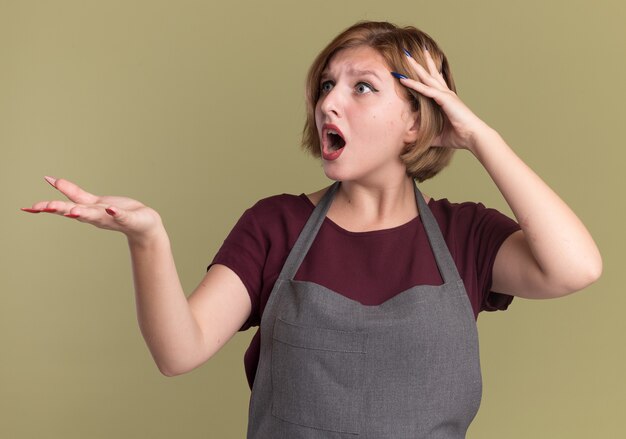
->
[321, 68, 382, 81]
[348, 68, 381, 80]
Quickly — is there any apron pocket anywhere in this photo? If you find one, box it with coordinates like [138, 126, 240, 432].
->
[271, 317, 366, 434]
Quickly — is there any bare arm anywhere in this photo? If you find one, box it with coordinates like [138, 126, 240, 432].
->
[469, 128, 602, 298]
[399, 49, 602, 299]
[128, 228, 251, 375]
[23, 177, 251, 375]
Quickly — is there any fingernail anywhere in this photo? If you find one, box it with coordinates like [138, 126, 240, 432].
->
[42, 208, 57, 213]
[391, 72, 408, 80]
[403, 48, 412, 57]
[21, 208, 41, 213]
[44, 176, 57, 188]
[105, 208, 116, 216]
[64, 213, 80, 219]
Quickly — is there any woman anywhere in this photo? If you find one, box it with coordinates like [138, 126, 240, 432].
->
[23, 21, 601, 438]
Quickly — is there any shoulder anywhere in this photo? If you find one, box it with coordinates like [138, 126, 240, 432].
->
[240, 192, 314, 236]
[248, 192, 312, 217]
[428, 197, 491, 224]
[427, 196, 519, 241]
[220, 191, 314, 253]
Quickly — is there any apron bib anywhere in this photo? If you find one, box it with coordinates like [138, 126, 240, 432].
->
[247, 180, 482, 438]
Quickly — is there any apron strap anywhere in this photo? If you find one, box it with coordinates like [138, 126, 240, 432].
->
[413, 182, 462, 285]
[276, 181, 340, 281]
[278, 180, 462, 285]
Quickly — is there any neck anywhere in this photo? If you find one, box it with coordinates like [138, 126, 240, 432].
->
[332, 175, 419, 229]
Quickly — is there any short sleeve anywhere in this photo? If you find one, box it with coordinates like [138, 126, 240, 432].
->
[470, 204, 521, 313]
[208, 207, 267, 331]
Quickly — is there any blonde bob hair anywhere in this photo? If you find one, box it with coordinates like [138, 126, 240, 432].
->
[302, 21, 456, 182]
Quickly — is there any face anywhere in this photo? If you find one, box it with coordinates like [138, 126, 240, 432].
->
[315, 45, 418, 184]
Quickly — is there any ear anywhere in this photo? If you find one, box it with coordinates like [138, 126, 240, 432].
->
[402, 110, 420, 144]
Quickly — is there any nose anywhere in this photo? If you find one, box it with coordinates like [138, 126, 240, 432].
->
[318, 86, 342, 118]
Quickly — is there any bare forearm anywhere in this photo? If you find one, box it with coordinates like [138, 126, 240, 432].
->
[469, 126, 602, 291]
[127, 227, 205, 376]
[23, 176, 210, 374]
[394, 51, 601, 295]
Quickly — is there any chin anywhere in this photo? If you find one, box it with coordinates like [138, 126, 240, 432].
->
[321, 162, 347, 182]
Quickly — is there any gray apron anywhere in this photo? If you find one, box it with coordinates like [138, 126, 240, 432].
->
[247, 180, 482, 438]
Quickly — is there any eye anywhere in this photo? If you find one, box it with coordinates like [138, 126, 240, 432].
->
[320, 80, 334, 94]
[355, 82, 376, 95]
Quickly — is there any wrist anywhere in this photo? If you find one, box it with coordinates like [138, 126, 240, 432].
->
[466, 124, 502, 157]
[126, 220, 168, 250]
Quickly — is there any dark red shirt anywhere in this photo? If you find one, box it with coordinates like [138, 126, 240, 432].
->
[209, 191, 521, 388]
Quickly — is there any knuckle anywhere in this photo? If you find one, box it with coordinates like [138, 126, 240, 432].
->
[47, 201, 63, 210]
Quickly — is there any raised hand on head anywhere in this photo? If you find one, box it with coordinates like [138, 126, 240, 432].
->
[394, 47, 491, 152]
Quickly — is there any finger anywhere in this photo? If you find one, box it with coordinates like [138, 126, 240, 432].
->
[102, 205, 131, 226]
[20, 200, 70, 214]
[62, 204, 101, 222]
[406, 55, 447, 90]
[62, 204, 124, 229]
[45, 176, 99, 205]
[29, 200, 77, 214]
[422, 49, 447, 87]
[398, 77, 442, 102]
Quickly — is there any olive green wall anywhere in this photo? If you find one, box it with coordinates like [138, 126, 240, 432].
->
[2, 0, 623, 437]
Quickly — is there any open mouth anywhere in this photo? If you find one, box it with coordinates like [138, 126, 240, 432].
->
[320, 124, 346, 161]
[327, 130, 346, 151]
